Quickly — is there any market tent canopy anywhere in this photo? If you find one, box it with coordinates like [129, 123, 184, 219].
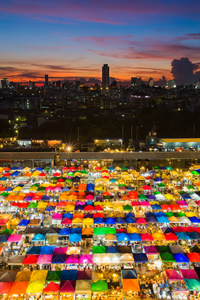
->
[26, 280, 45, 293]
[185, 279, 200, 291]
[9, 281, 29, 295]
[75, 280, 92, 293]
[59, 280, 76, 293]
[123, 279, 140, 292]
[43, 281, 60, 293]
[91, 280, 108, 292]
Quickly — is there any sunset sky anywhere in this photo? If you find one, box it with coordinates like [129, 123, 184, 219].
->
[0, 0, 200, 82]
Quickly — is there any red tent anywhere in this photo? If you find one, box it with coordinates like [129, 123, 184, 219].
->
[23, 255, 39, 265]
[43, 281, 59, 293]
[136, 217, 147, 224]
[187, 252, 200, 262]
[142, 185, 151, 190]
[0, 282, 13, 294]
[164, 233, 178, 241]
[59, 280, 76, 293]
[94, 205, 103, 211]
[141, 233, 154, 241]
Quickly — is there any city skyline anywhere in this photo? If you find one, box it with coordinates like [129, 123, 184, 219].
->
[0, 0, 200, 82]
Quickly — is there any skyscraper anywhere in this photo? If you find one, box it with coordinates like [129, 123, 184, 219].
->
[45, 75, 48, 87]
[102, 64, 109, 89]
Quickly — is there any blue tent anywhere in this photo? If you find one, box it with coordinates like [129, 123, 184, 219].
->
[40, 246, 55, 255]
[147, 216, 158, 223]
[75, 205, 85, 210]
[18, 219, 29, 226]
[32, 233, 46, 242]
[52, 254, 66, 264]
[85, 201, 93, 206]
[26, 246, 41, 255]
[5, 187, 13, 191]
[0, 234, 9, 242]
[182, 193, 191, 199]
[62, 186, 70, 192]
[189, 217, 200, 224]
[108, 167, 115, 171]
[63, 213, 73, 219]
[188, 232, 200, 240]
[152, 204, 162, 210]
[126, 212, 135, 218]
[106, 246, 119, 253]
[154, 177, 162, 182]
[160, 166, 166, 170]
[122, 269, 137, 279]
[87, 183, 94, 191]
[157, 216, 169, 223]
[94, 217, 105, 224]
[58, 228, 71, 236]
[84, 213, 93, 218]
[176, 232, 190, 240]
[41, 195, 50, 201]
[133, 253, 148, 263]
[125, 217, 136, 224]
[61, 270, 77, 280]
[163, 228, 174, 234]
[105, 217, 115, 225]
[10, 167, 17, 171]
[0, 177, 8, 180]
[45, 205, 55, 212]
[117, 233, 130, 242]
[11, 171, 20, 176]
[115, 217, 126, 224]
[71, 228, 82, 234]
[69, 233, 81, 242]
[174, 253, 190, 263]
[36, 167, 43, 171]
[154, 212, 165, 217]
[128, 233, 142, 242]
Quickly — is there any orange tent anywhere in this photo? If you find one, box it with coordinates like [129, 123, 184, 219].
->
[9, 281, 29, 294]
[123, 279, 140, 292]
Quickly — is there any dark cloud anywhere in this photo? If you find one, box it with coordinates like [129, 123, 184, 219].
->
[87, 78, 101, 84]
[171, 57, 199, 85]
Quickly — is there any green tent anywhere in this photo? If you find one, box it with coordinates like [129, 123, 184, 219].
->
[92, 246, 106, 254]
[67, 172, 74, 176]
[157, 246, 172, 253]
[139, 194, 147, 200]
[91, 280, 108, 292]
[0, 229, 13, 235]
[81, 170, 88, 174]
[51, 177, 58, 181]
[153, 191, 160, 195]
[160, 252, 175, 262]
[157, 183, 166, 188]
[166, 166, 173, 170]
[105, 228, 116, 235]
[123, 205, 132, 211]
[153, 166, 159, 170]
[46, 271, 62, 282]
[187, 185, 195, 190]
[185, 279, 200, 291]
[44, 166, 50, 171]
[28, 202, 38, 208]
[37, 186, 46, 192]
[1, 192, 10, 197]
[174, 212, 186, 217]
[121, 166, 128, 171]
[165, 212, 174, 217]
[191, 171, 199, 176]
[94, 228, 106, 235]
[33, 183, 40, 187]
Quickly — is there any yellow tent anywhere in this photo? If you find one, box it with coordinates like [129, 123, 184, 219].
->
[30, 270, 48, 282]
[37, 202, 47, 209]
[72, 218, 82, 224]
[152, 232, 166, 241]
[26, 280, 45, 294]
[185, 211, 197, 217]
[64, 205, 75, 211]
[113, 204, 123, 211]
[168, 216, 179, 223]
[127, 227, 139, 234]
[82, 218, 94, 225]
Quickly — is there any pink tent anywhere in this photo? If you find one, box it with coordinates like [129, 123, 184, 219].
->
[79, 254, 93, 264]
[180, 269, 199, 279]
[85, 194, 94, 200]
[46, 186, 55, 191]
[65, 255, 79, 264]
[144, 246, 158, 254]
[136, 217, 147, 224]
[176, 200, 188, 206]
[53, 247, 67, 255]
[59, 280, 76, 293]
[54, 186, 62, 192]
[165, 270, 183, 281]
[37, 254, 52, 264]
[7, 234, 22, 243]
[76, 201, 85, 205]
[52, 213, 63, 220]
[140, 201, 150, 206]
